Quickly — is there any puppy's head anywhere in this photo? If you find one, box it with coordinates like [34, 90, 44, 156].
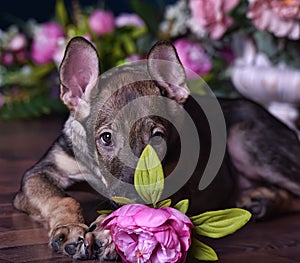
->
[59, 37, 190, 197]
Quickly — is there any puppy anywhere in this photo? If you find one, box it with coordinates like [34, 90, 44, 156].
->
[13, 37, 300, 260]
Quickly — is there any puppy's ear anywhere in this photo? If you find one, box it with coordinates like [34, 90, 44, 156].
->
[59, 37, 100, 113]
[147, 41, 190, 104]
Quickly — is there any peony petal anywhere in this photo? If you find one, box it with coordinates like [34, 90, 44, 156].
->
[133, 207, 170, 227]
[113, 229, 138, 263]
[162, 207, 193, 226]
[154, 245, 180, 263]
[273, 19, 294, 38]
[102, 204, 146, 228]
[288, 23, 300, 40]
[154, 229, 180, 249]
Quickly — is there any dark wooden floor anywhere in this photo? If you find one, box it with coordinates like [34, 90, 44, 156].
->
[1, 116, 300, 262]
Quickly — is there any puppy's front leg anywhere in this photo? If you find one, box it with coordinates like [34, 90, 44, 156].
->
[13, 138, 87, 256]
[13, 136, 116, 260]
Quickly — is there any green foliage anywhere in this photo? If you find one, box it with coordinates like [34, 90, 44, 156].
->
[0, 94, 66, 120]
[55, 0, 69, 28]
[129, 0, 161, 35]
[191, 208, 252, 239]
[97, 209, 114, 215]
[134, 144, 164, 206]
[111, 196, 136, 206]
[174, 199, 189, 214]
[190, 238, 218, 261]
[157, 199, 172, 208]
[0, 63, 66, 120]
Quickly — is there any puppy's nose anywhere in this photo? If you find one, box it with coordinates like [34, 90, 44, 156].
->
[64, 242, 77, 255]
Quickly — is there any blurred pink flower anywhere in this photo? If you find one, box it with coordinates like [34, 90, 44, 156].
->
[1, 52, 14, 66]
[31, 22, 65, 64]
[8, 33, 27, 52]
[247, 0, 300, 40]
[115, 13, 145, 28]
[88, 10, 115, 36]
[221, 47, 235, 64]
[125, 54, 141, 63]
[174, 39, 212, 78]
[101, 204, 193, 263]
[0, 93, 4, 109]
[188, 0, 239, 39]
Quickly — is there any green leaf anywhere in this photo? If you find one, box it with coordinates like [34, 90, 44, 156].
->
[191, 208, 251, 238]
[174, 199, 189, 214]
[97, 210, 113, 215]
[121, 34, 136, 54]
[253, 31, 278, 58]
[134, 144, 164, 206]
[112, 196, 136, 206]
[157, 199, 172, 208]
[190, 238, 218, 261]
[55, 0, 69, 28]
[128, 0, 160, 35]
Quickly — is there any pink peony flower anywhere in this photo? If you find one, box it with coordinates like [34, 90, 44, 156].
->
[31, 22, 65, 64]
[101, 204, 193, 263]
[88, 10, 115, 36]
[174, 39, 212, 79]
[247, 0, 300, 40]
[188, 0, 239, 39]
[115, 13, 145, 28]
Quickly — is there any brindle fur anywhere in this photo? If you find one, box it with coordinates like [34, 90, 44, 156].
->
[13, 38, 300, 260]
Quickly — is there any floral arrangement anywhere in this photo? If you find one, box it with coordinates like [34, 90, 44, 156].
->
[97, 145, 251, 262]
[1, 0, 300, 124]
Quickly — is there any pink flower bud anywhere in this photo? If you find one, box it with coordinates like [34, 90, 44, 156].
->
[88, 10, 115, 36]
[1, 52, 14, 66]
[8, 33, 27, 52]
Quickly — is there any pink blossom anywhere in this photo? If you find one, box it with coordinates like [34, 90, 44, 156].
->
[188, 0, 239, 39]
[115, 13, 145, 28]
[88, 10, 115, 36]
[101, 204, 193, 263]
[0, 93, 4, 109]
[174, 39, 212, 78]
[247, 0, 300, 40]
[1, 52, 14, 66]
[125, 54, 141, 63]
[31, 22, 65, 64]
[221, 47, 235, 64]
[8, 33, 27, 52]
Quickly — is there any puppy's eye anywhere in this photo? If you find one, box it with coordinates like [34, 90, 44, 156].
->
[99, 132, 113, 147]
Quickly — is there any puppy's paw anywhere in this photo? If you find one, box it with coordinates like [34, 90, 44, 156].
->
[237, 186, 287, 220]
[85, 215, 118, 261]
[50, 217, 118, 260]
[50, 223, 89, 257]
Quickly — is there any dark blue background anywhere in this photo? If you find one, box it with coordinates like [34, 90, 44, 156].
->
[0, 0, 176, 29]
